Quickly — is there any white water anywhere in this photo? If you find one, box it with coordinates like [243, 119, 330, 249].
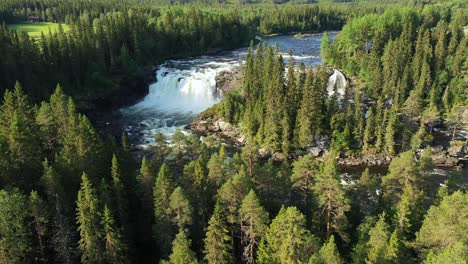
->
[135, 65, 222, 114]
[327, 69, 347, 97]
[115, 33, 338, 146]
[120, 59, 238, 146]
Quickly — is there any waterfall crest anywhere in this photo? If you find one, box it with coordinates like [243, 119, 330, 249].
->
[135, 65, 221, 114]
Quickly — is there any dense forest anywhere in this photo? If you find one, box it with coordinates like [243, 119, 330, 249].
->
[0, 0, 385, 110]
[0, 0, 467, 263]
[210, 6, 466, 156]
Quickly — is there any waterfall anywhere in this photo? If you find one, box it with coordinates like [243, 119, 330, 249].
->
[327, 69, 347, 97]
[135, 65, 221, 114]
[120, 60, 236, 145]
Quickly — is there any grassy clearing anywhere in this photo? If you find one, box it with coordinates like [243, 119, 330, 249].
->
[8, 22, 68, 38]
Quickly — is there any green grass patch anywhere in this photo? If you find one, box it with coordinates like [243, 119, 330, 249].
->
[8, 22, 68, 38]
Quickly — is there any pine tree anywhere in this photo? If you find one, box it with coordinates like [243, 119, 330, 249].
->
[102, 205, 128, 264]
[203, 202, 233, 264]
[239, 190, 269, 264]
[207, 151, 226, 189]
[76, 173, 103, 264]
[168, 230, 198, 264]
[169, 187, 193, 232]
[414, 191, 467, 259]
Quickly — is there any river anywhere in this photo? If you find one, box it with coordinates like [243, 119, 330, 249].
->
[96, 32, 466, 183]
[99, 33, 337, 147]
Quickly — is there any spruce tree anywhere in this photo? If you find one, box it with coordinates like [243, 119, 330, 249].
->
[111, 154, 128, 226]
[168, 230, 198, 264]
[0, 82, 41, 190]
[76, 173, 103, 264]
[0, 189, 32, 264]
[153, 163, 176, 255]
[29, 191, 49, 263]
[321, 32, 333, 65]
[239, 190, 269, 264]
[366, 213, 390, 264]
[203, 202, 233, 264]
[296, 68, 315, 148]
[362, 107, 375, 152]
[102, 205, 128, 264]
[309, 235, 344, 264]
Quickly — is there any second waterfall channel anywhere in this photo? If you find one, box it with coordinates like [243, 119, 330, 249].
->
[111, 33, 338, 147]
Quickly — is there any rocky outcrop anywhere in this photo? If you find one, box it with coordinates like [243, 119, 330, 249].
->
[338, 155, 392, 166]
[215, 69, 242, 97]
[191, 117, 245, 145]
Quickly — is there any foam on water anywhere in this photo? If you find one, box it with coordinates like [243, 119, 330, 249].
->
[117, 33, 337, 146]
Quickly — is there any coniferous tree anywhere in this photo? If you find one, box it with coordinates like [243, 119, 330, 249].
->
[102, 205, 128, 264]
[204, 202, 233, 264]
[321, 32, 333, 65]
[414, 191, 468, 260]
[309, 235, 344, 264]
[29, 191, 49, 263]
[313, 153, 350, 240]
[296, 68, 316, 148]
[0, 189, 32, 264]
[362, 107, 375, 152]
[169, 187, 193, 232]
[0, 82, 41, 190]
[153, 163, 176, 255]
[257, 206, 319, 264]
[76, 173, 103, 264]
[291, 154, 322, 216]
[111, 154, 128, 227]
[239, 190, 269, 264]
[365, 213, 390, 264]
[167, 230, 198, 264]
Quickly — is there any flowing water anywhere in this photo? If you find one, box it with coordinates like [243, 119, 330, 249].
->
[97, 32, 466, 181]
[105, 33, 337, 146]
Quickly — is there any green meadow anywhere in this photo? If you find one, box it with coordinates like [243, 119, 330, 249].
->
[7, 22, 68, 38]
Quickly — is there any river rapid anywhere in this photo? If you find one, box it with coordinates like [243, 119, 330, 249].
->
[95, 32, 465, 182]
[100, 33, 337, 147]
